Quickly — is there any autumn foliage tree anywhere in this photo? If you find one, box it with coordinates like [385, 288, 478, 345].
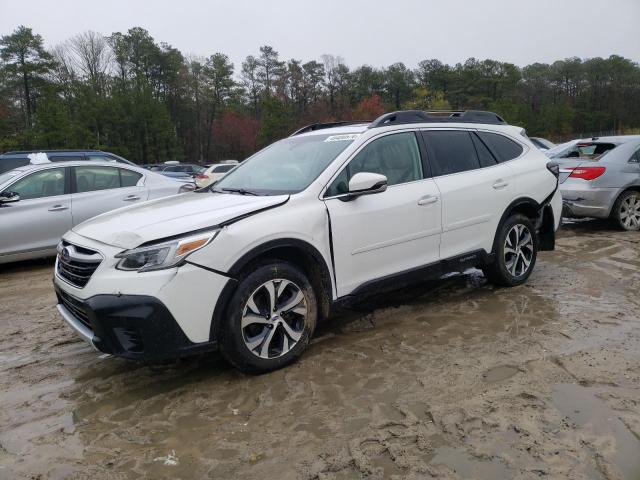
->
[353, 94, 385, 120]
[211, 110, 259, 160]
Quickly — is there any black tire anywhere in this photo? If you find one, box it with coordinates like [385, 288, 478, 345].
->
[219, 261, 317, 374]
[611, 190, 640, 231]
[483, 214, 538, 287]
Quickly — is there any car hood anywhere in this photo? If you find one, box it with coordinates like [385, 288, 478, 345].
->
[72, 192, 289, 249]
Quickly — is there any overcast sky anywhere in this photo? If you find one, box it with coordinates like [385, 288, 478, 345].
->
[1, 0, 639, 69]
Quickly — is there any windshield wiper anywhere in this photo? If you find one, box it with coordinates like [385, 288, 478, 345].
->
[214, 187, 259, 196]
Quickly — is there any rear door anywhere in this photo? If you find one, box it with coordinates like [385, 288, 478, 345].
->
[0, 166, 72, 256]
[422, 129, 516, 259]
[70, 165, 147, 225]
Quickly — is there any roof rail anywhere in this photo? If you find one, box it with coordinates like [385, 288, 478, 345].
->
[290, 121, 370, 136]
[368, 110, 507, 129]
[3, 149, 103, 154]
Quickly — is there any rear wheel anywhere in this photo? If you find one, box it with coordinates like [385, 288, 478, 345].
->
[483, 214, 538, 287]
[612, 191, 640, 231]
[219, 261, 317, 374]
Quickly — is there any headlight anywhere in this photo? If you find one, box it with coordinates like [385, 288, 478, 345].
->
[115, 230, 219, 272]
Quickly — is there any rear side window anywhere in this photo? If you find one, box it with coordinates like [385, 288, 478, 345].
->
[119, 169, 142, 187]
[477, 132, 523, 162]
[422, 130, 480, 176]
[213, 164, 235, 173]
[75, 166, 120, 193]
[0, 158, 30, 174]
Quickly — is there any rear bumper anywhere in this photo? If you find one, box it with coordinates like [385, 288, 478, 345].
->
[560, 185, 619, 219]
[55, 285, 218, 361]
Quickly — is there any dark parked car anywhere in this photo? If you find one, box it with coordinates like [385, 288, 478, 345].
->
[0, 150, 135, 174]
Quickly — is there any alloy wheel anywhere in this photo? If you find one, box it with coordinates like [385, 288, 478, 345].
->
[241, 279, 307, 359]
[619, 194, 640, 230]
[504, 224, 534, 277]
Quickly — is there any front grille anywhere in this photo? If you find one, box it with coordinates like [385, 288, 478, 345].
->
[56, 241, 102, 288]
[58, 289, 92, 330]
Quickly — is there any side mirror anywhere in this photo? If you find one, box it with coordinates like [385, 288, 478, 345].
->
[0, 192, 20, 204]
[346, 172, 388, 200]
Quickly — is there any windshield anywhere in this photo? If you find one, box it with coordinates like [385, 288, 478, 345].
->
[530, 137, 555, 149]
[548, 141, 617, 160]
[213, 133, 358, 195]
[0, 169, 24, 187]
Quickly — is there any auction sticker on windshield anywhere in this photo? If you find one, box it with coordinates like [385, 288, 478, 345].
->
[324, 134, 360, 142]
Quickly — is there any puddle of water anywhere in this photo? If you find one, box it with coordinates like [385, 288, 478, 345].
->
[552, 383, 640, 480]
[428, 446, 510, 479]
[483, 365, 519, 383]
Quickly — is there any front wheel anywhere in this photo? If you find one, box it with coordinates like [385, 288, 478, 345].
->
[483, 214, 538, 287]
[219, 261, 317, 374]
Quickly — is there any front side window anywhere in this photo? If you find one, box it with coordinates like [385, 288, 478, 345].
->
[7, 168, 66, 200]
[215, 133, 357, 195]
[325, 132, 423, 197]
[629, 148, 640, 164]
[75, 166, 120, 193]
[422, 130, 480, 176]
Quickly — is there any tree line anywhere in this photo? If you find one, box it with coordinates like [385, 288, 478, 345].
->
[1, 25, 639, 164]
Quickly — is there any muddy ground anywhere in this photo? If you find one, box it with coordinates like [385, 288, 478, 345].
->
[1, 221, 639, 480]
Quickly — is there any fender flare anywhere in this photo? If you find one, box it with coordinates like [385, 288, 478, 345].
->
[490, 197, 542, 253]
[209, 238, 334, 341]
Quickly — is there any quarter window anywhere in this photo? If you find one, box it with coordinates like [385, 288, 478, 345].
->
[477, 132, 524, 163]
[8, 168, 66, 200]
[325, 132, 423, 197]
[120, 169, 143, 187]
[422, 130, 480, 176]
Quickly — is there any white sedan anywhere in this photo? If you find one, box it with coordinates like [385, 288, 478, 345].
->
[195, 162, 238, 188]
[0, 161, 193, 264]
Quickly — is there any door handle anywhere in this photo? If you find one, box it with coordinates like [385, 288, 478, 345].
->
[418, 195, 439, 206]
[492, 180, 509, 189]
[123, 195, 141, 201]
[48, 205, 68, 212]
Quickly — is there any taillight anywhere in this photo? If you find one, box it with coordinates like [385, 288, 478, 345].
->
[195, 174, 209, 180]
[569, 166, 606, 181]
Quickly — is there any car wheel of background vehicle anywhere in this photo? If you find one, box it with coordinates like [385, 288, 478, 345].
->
[483, 214, 538, 287]
[612, 190, 640, 231]
[219, 261, 317, 374]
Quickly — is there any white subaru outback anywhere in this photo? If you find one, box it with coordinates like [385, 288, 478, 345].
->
[54, 110, 562, 373]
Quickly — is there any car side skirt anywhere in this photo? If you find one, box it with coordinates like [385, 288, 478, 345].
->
[333, 249, 494, 308]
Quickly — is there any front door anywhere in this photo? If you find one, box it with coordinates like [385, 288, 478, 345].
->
[324, 131, 442, 297]
[0, 166, 72, 257]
